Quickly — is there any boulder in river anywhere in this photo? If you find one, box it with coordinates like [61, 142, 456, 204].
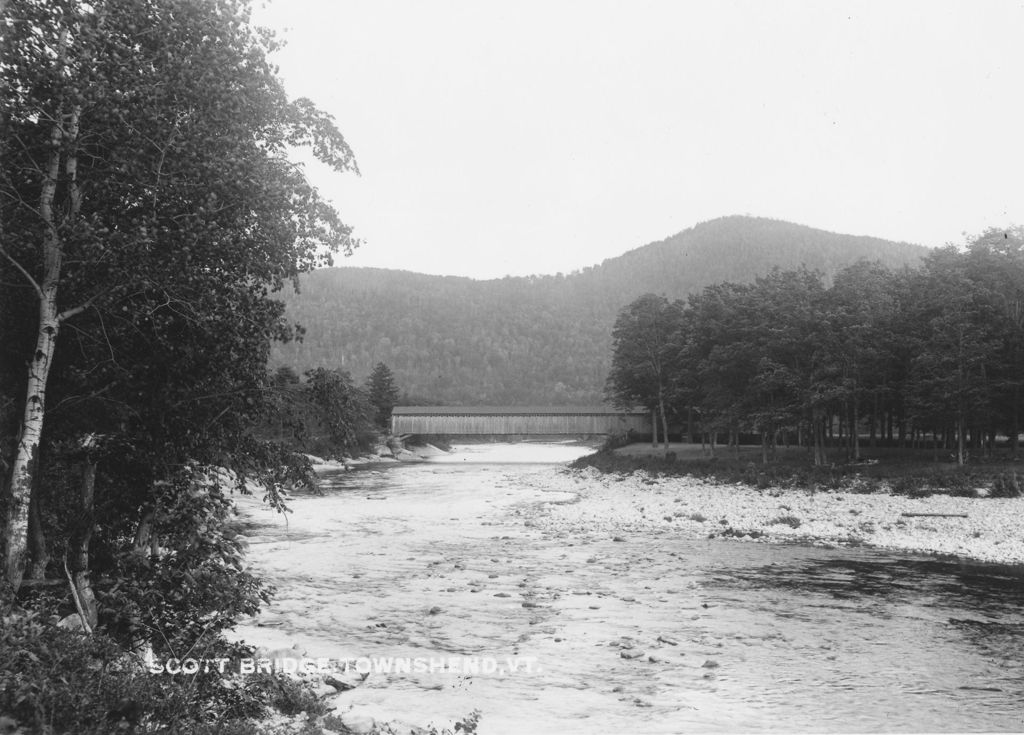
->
[325, 671, 370, 692]
[333, 709, 376, 734]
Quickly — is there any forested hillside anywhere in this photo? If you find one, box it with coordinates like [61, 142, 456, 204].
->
[271, 216, 927, 404]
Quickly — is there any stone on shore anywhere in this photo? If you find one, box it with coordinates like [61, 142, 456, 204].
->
[534, 467, 1024, 565]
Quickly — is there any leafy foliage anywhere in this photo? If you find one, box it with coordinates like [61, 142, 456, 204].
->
[0, 0, 361, 727]
[259, 364, 394, 459]
[0, 610, 305, 733]
[1, 0, 359, 587]
[605, 294, 682, 445]
[98, 465, 271, 656]
[302, 367, 376, 454]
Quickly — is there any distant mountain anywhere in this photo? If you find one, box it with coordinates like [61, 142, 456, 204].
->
[270, 216, 927, 404]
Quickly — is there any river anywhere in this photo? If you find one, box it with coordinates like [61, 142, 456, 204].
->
[234, 443, 1024, 733]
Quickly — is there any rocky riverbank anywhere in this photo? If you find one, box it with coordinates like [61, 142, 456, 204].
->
[529, 466, 1024, 566]
[302, 442, 449, 475]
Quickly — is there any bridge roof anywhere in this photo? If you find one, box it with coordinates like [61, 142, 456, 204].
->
[392, 405, 645, 416]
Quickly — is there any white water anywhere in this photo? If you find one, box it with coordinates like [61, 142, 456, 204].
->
[233, 443, 1024, 733]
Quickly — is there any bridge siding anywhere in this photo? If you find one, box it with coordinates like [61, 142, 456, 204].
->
[392, 412, 648, 435]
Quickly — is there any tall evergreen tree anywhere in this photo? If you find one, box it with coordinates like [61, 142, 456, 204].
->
[367, 362, 400, 431]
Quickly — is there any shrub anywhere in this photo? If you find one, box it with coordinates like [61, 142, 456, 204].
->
[929, 470, 976, 497]
[0, 608, 330, 734]
[599, 432, 633, 453]
[98, 464, 272, 657]
[991, 470, 1023, 498]
[844, 475, 881, 494]
[891, 476, 932, 498]
[252, 672, 328, 717]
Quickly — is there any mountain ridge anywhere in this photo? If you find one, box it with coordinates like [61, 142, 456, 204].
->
[271, 216, 928, 404]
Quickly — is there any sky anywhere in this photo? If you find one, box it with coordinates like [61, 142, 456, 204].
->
[253, 0, 1024, 280]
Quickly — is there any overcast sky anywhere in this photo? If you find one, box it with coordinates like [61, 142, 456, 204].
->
[254, 0, 1024, 280]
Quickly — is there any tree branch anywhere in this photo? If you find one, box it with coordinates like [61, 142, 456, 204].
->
[0, 245, 44, 300]
[58, 282, 120, 323]
[63, 552, 93, 635]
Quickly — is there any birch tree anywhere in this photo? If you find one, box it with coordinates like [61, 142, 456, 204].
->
[1, 0, 357, 593]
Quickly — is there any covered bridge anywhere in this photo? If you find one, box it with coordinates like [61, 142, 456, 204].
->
[390, 406, 650, 436]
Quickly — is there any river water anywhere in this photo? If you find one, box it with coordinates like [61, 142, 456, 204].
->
[235, 443, 1024, 733]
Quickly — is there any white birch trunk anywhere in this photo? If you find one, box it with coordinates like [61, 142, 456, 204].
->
[2, 105, 79, 590]
[3, 252, 61, 590]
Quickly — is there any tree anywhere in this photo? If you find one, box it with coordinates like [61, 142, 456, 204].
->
[601, 231, 1021, 469]
[962, 227, 1024, 457]
[814, 262, 899, 460]
[685, 282, 755, 454]
[304, 368, 373, 453]
[605, 294, 682, 450]
[1, 0, 357, 599]
[906, 242, 1013, 464]
[686, 270, 827, 463]
[367, 362, 400, 430]
[746, 268, 827, 464]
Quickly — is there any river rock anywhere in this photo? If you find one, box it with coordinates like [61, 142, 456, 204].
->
[311, 682, 337, 699]
[335, 710, 376, 734]
[57, 614, 87, 631]
[255, 643, 306, 661]
[324, 671, 368, 692]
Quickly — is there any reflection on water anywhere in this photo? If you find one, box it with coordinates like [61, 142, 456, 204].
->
[238, 444, 1024, 733]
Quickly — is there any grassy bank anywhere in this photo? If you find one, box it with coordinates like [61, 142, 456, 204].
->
[571, 443, 1024, 498]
